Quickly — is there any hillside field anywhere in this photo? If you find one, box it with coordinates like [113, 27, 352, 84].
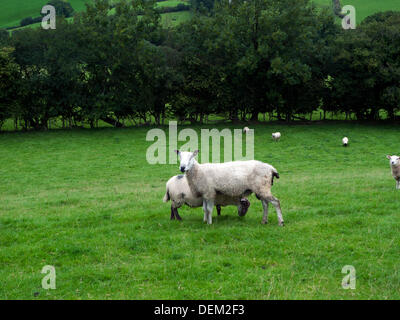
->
[0, 0, 189, 29]
[0, 123, 399, 299]
[0, 0, 91, 29]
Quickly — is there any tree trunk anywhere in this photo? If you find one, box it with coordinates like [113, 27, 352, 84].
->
[100, 116, 124, 128]
[332, 0, 345, 18]
[251, 110, 259, 121]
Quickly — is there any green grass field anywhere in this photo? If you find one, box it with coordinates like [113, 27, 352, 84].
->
[1, 123, 399, 299]
[0, 0, 189, 30]
[0, 0, 91, 29]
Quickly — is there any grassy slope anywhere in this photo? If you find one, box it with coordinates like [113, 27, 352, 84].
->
[7, 1, 191, 31]
[0, 123, 399, 299]
[0, 0, 188, 29]
[0, 0, 48, 29]
[0, 0, 91, 29]
[313, 0, 400, 22]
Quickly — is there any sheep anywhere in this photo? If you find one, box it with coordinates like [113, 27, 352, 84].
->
[272, 132, 281, 141]
[342, 137, 349, 147]
[163, 174, 250, 220]
[243, 127, 250, 134]
[386, 155, 400, 190]
[175, 150, 283, 226]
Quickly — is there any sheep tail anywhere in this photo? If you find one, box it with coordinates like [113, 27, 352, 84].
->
[163, 190, 170, 202]
[271, 169, 280, 185]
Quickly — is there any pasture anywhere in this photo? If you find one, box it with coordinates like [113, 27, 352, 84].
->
[0, 122, 399, 299]
[0, 0, 92, 29]
[0, 0, 190, 30]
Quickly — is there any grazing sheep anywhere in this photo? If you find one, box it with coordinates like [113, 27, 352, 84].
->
[272, 132, 281, 141]
[342, 137, 349, 147]
[163, 174, 250, 220]
[243, 127, 250, 134]
[386, 155, 400, 189]
[175, 150, 283, 226]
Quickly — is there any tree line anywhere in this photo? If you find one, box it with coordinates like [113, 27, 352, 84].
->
[1, 0, 400, 131]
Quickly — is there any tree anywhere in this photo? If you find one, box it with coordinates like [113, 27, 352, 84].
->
[0, 47, 19, 130]
[329, 11, 400, 120]
[46, 0, 75, 17]
[76, 0, 164, 126]
[0, 29, 9, 46]
[190, 0, 216, 12]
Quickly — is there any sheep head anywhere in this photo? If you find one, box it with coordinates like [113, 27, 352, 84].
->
[387, 155, 400, 166]
[175, 150, 199, 173]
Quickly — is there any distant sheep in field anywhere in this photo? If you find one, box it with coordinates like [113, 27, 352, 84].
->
[272, 132, 281, 141]
[163, 174, 251, 220]
[243, 127, 250, 134]
[386, 155, 400, 189]
[342, 137, 349, 147]
[175, 150, 283, 226]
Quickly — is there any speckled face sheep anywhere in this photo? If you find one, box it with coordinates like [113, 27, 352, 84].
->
[175, 150, 283, 226]
[342, 137, 349, 147]
[163, 175, 250, 220]
[272, 132, 281, 141]
[387, 155, 400, 189]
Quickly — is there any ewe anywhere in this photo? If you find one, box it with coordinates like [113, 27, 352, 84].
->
[342, 137, 349, 147]
[163, 174, 251, 220]
[175, 150, 283, 226]
[387, 155, 400, 189]
[243, 127, 250, 134]
[272, 132, 281, 141]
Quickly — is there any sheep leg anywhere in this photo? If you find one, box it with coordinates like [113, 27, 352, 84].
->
[396, 180, 400, 190]
[217, 205, 221, 216]
[203, 201, 208, 222]
[269, 196, 284, 226]
[259, 194, 284, 226]
[204, 199, 214, 225]
[261, 200, 269, 224]
[170, 206, 176, 220]
[174, 207, 183, 221]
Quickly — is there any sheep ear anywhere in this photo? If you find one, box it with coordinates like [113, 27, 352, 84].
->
[192, 150, 199, 157]
[387, 155, 391, 159]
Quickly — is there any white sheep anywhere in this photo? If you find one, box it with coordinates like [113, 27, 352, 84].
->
[243, 127, 250, 134]
[175, 150, 283, 226]
[342, 137, 349, 147]
[272, 132, 281, 141]
[163, 174, 250, 220]
[386, 155, 400, 189]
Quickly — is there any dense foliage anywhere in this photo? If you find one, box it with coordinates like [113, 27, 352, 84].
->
[0, 0, 400, 130]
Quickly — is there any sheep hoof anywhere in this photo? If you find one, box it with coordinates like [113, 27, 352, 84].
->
[279, 221, 285, 227]
[261, 220, 268, 225]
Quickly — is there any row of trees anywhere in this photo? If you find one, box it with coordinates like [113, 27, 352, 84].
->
[1, 0, 400, 130]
